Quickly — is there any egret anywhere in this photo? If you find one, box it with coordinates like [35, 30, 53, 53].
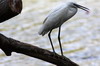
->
[39, 2, 89, 56]
[0, 0, 22, 23]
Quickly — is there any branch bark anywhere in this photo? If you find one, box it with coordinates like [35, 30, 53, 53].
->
[0, 33, 79, 66]
[0, 0, 22, 23]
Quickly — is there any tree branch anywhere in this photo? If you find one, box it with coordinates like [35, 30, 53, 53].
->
[0, 33, 79, 66]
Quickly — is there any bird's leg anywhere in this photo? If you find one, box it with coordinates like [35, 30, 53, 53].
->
[48, 30, 56, 53]
[58, 26, 63, 56]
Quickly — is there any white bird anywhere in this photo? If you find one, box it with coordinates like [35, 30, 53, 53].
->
[39, 2, 89, 56]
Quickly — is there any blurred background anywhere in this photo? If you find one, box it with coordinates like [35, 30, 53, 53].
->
[0, 0, 100, 66]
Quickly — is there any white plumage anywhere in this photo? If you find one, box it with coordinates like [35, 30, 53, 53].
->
[39, 2, 89, 56]
[39, 2, 78, 36]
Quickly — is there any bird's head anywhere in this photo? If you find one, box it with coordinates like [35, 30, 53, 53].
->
[68, 2, 90, 14]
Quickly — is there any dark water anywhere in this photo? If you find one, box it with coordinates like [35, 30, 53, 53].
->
[0, 0, 100, 66]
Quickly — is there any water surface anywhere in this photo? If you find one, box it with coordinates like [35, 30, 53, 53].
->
[0, 0, 100, 66]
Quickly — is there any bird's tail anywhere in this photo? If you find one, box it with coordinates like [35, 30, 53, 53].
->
[38, 26, 48, 36]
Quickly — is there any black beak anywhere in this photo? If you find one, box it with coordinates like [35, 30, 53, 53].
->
[74, 3, 90, 14]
